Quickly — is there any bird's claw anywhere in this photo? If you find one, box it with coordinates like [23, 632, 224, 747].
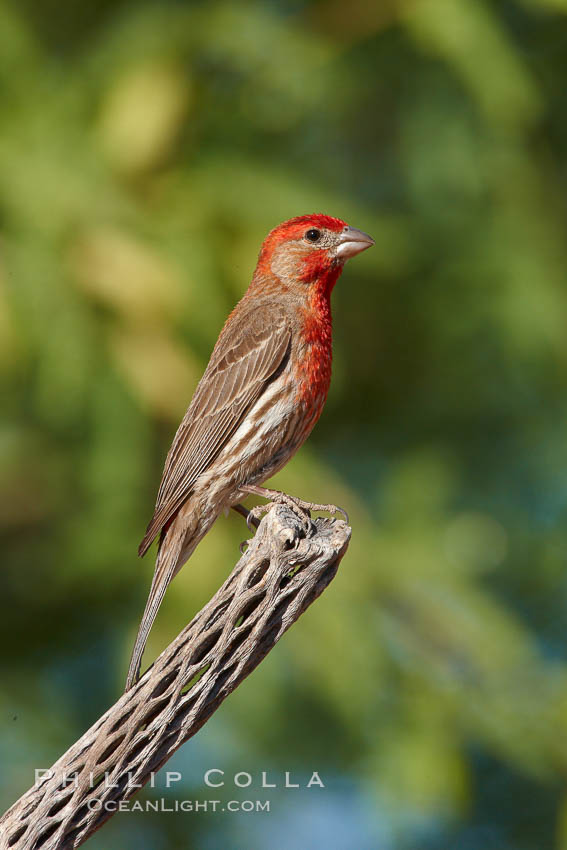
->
[246, 504, 268, 531]
[328, 504, 349, 524]
[246, 498, 312, 533]
[237, 486, 348, 536]
[285, 497, 349, 527]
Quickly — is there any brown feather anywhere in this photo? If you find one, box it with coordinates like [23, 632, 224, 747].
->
[138, 300, 291, 556]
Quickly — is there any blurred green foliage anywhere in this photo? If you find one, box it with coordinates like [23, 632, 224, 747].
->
[2, 0, 567, 847]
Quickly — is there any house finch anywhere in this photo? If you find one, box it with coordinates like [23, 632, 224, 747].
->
[126, 214, 374, 689]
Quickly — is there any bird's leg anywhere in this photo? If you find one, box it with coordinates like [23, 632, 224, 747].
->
[231, 503, 260, 553]
[240, 484, 349, 532]
[231, 503, 260, 528]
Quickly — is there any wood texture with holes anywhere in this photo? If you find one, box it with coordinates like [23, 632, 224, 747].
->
[0, 506, 351, 850]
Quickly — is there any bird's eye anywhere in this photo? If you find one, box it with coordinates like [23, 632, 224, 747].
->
[305, 228, 321, 243]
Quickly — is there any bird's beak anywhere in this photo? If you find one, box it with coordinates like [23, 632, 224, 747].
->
[335, 225, 375, 259]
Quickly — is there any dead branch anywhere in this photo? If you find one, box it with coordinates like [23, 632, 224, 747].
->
[0, 506, 351, 850]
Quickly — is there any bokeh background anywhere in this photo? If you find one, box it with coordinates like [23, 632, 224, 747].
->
[2, 0, 567, 847]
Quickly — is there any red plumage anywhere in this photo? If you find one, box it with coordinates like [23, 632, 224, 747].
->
[126, 214, 374, 689]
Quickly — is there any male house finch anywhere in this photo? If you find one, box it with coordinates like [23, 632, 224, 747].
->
[126, 214, 374, 689]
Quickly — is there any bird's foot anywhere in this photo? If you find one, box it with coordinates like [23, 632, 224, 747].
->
[231, 504, 259, 553]
[232, 502, 259, 529]
[239, 485, 349, 533]
[246, 500, 286, 531]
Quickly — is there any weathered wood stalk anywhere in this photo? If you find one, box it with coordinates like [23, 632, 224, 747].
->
[0, 506, 351, 850]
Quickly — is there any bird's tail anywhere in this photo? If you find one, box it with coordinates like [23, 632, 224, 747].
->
[125, 526, 187, 691]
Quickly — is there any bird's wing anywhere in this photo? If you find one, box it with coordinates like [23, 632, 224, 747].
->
[138, 302, 291, 556]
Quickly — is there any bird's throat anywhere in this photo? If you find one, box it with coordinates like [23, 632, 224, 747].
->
[296, 271, 338, 411]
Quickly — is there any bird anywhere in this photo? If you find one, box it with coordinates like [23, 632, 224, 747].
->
[126, 214, 374, 689]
